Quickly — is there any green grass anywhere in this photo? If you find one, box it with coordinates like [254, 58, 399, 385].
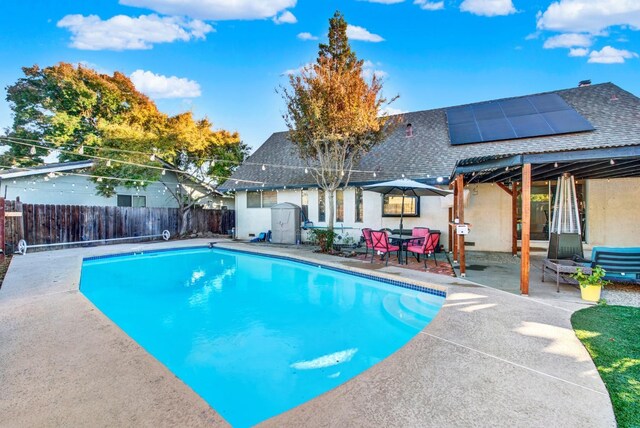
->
[0, 256, 11, 289]
[572, 305, 640, 428]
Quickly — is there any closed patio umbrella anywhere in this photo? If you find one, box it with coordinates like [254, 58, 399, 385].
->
[363, 178, 452, 236]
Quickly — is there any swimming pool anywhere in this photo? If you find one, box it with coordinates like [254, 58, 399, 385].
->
[80, 247, 444, 427]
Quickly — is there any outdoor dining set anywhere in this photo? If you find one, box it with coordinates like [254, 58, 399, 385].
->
[361, 227, 442, 268]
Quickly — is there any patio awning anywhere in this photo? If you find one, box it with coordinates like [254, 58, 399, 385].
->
[452, 145, 640, 184]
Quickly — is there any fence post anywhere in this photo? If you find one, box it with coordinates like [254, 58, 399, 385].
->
[0, 197, 5, 261]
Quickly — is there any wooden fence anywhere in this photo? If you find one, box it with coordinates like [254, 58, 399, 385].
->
[2, 199, 234, 253]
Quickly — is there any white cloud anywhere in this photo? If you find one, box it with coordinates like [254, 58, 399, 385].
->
[362, 60, 388, 80]
[379, 106, 405, 116]
[297, 32, 318, 41]
[543, 33, 592, 49]
[568, 47, 589, 57]
[537, 0, 640, 34]
[346, 25, 384, 42]
[414, 0, 444, 11]
[460, 0, 516, 16]
[360, 0, 405, 3]
[130, 70, 201, 98]
[57, 14, 213, 50]
[282, 63, 313, 76]
[273, 10, 297, 24]
[588, 46, 638, 64]
[119, 0, 297, 21]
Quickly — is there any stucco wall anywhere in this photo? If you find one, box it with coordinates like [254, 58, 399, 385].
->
[2, 172, 233, 209]
[586, 178, 640, 247]
[234, 178, 640, 250]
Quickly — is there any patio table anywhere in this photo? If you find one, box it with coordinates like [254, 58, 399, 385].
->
[388, 234, 416, 265]
[542, 259, 593, 292]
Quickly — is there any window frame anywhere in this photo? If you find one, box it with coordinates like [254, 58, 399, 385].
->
[117, 194, 146, 208]
[318, 189, 326, 222]
[246, 190, 278, 209]
[335, 189, 344, 222]
[381, 194, 420, 217]
[355, 187, 364, 223]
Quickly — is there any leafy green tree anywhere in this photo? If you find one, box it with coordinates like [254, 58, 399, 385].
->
[2, 63, 247, 235]
[281, 11, 399, 240]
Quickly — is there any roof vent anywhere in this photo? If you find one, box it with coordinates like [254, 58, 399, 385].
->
[405, 123, 413, 137]
[578, 79, 591, 87]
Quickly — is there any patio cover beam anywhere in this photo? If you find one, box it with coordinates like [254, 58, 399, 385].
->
[520, 164, 531, 295]
[456, 175, 466, 277]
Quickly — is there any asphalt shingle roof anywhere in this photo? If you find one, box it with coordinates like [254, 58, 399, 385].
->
[219, 83, 640, 191]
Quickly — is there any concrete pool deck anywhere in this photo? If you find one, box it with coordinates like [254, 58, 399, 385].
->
[0, 240, 616, 427]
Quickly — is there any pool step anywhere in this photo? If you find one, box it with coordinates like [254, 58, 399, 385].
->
[398, 295, 441, 321]
[382, 295, 429, 331]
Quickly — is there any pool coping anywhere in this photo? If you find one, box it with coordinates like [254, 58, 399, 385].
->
[0, 239, 616, 427]
[82, 243, 447, 299]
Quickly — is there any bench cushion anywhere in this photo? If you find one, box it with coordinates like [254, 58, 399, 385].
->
[591, 247, 640, 282]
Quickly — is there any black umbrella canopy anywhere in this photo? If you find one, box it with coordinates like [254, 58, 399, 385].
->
[363, 179, 451, 235]
[362, 179, 452, 197]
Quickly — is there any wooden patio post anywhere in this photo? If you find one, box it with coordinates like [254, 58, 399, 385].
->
[448, 207, 453, 252]
[512, 182, 519, 256]
[520, 164, 531, 295]
[456, 175, 466, 277]
[452, 180, 458, 263]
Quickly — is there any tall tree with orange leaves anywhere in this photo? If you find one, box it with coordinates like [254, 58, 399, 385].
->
[281, 11, 399, 243]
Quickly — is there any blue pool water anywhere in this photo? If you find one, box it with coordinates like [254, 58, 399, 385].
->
[80, 247, 444, 427]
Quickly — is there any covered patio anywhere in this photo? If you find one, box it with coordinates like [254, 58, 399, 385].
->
[448, 145, 640, 296]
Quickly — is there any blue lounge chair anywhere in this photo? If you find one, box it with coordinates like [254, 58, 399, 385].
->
[576, 247, 640, 283]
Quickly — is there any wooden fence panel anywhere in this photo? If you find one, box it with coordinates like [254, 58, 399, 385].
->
[2, 201, 235, 252]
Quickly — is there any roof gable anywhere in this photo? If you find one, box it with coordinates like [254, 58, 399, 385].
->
[220, 83, 640, 191]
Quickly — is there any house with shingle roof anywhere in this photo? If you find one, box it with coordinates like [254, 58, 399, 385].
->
[221, 82, 640, 251]
[0, 160, 233, 209]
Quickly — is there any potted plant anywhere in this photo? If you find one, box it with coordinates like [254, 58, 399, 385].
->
[572, 266, 609, 302]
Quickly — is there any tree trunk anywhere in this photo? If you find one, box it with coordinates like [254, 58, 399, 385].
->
[180, 207, 191, 236]
[327, 189, 335, 232]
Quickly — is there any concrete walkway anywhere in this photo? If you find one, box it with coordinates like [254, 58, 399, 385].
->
[0, 240, 616, 427]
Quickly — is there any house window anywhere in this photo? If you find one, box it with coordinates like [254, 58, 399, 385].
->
[355, 187, 364, 223]
[247, 190, 277, 208]
[301, 189, 309, 220]
[117, 195, 146, 207]
[318, 189, 326, 222]
[262, 190, 277, 208]
[336, 189, 344, 222]
[382, 195, 419, 217]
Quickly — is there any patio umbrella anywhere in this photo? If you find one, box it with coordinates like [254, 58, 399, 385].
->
[363, 178, 452, 236]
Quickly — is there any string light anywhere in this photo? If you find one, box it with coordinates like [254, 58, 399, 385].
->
[262, 164, 266, 171]
[106, 159, 112, 167]
[3, 135, 387, 176]
[30, 146, 36, 155]
[610, 159, 615, 165]
[1, 137, 265, 186]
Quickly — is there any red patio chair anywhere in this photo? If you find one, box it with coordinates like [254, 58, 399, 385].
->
[361, 228, 374, 261]
[370, 230, 401, 266]
[411, 227, 430, 241]
[407, 232, 441, 268]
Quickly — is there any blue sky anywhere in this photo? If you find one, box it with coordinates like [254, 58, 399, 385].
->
[0, 0, 638, 152]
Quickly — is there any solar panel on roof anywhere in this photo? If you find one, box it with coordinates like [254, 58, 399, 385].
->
[445, 93, 594, 145]
[448, 122, 482, 145]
